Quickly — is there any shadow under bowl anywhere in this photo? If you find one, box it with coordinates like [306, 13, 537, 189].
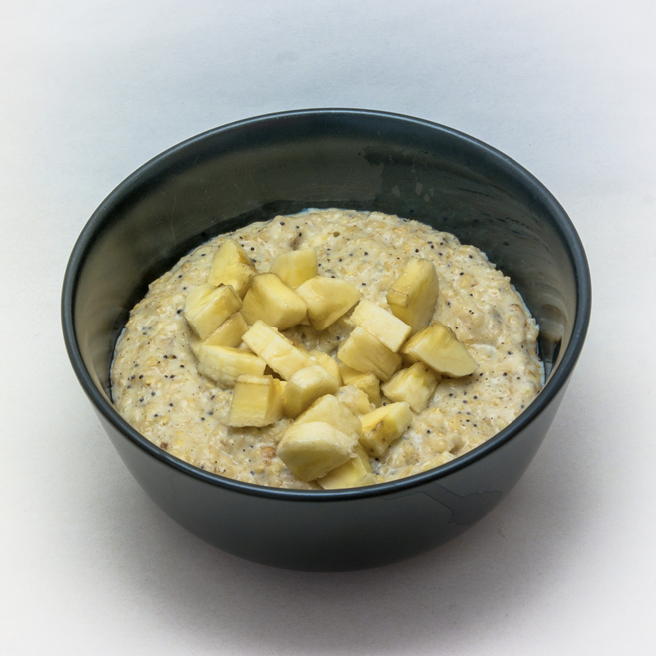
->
[62, 109, 591, 571]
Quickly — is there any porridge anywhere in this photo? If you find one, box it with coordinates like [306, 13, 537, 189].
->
[111, 209, 543, 489]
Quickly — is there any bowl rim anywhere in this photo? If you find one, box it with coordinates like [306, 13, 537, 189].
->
[62, 107, 591, 502]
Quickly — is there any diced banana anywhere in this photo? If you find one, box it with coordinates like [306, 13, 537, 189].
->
[387, 258, 439, 334]
[184, 284, 243, 339]
[317, 446, 376, 489]
[189, 311, 248, 358]
[338, 362, 364, 385]
[347, 372, 381, 406]
[242, 320, 315, 380]
[295, 394, 362, 437]
[276, 421, 358, 481]
[271, 379, 287, 420]
[196, 344, 266, 387]
[350, 299, 411, 352]
[241, 273, 307, 330]
[295, 276, 361, 330]
[335, 385, 374, 416]
[283, 365, 340, 418]
[401, 322, 478, 377]
[227, 374, 283, 427]
[269, 248, 318, 288]
[337, 327, 402, 382]
[208, 238, 257, 297]
[359, 402, 413, 458]
[309, 350, 342, 384]
[381, 362, 440, 413]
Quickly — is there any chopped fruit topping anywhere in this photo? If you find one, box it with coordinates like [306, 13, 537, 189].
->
[337, 327, 402, 382]
[208, 238, 257, 297]
[359, 402, 413, 458]
[242, 321, 314, 380]
[381, 362, 440, 413]
[227, 374, 283, 427]
[295, 276, 361, 330]
[350, 299, 411, 352]
[317, 446, 376, 489]
[241, 273, 307, 330]
[276, 421, 358, 481]
[188, 311, 248, 358]
[347, 372, 381, 406]
[283, 365, 340, 418]
[387, 258, 439, 334]
[335, 385, 374, 416]
[309, 350, 342, 384]
[196, 345, 266, 388]
[269, 248, 319, 288]
[401, 322, 478, 377]
[295, 394, 362, 438]
[184, 284, 243, 339]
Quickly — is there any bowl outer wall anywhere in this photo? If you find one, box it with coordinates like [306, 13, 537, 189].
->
[62, 109, 591, 571]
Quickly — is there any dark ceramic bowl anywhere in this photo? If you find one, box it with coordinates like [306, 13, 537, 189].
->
[62, 109, 590, 571]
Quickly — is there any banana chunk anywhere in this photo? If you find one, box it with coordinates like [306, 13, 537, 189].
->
[348, 372, 381, 406]
[227, 374, 284, 427]
[189, 311, 248, 358]
[359, 402, 413, 458]
[387, 258, 439, 334]
[337, 327, 402, 382]
[242, 273, 307, 330]
[242, 320, 315, 380]
[269, 248, 318, 288]
[295, 276, 361, 330]
[196, 345, 266, 388]
[350, 299, 411, 352]
[184, 284, 243, 339]
[317, 446, 376, 489]
[283, 365, 340, 418]
[381, 362, 440, 413]
[208, 239, 257, 297]
[401, 322, 478, 377]
[276, 421, 358, 481]
[335, 385, 374, 416]
[309, 350, 342, 384]
[295, 394, 362, 437]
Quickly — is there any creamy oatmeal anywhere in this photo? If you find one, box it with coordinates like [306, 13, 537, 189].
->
[111, 209, 543, 489]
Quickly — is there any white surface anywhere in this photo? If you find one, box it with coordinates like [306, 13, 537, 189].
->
[1, 1, 655, 653]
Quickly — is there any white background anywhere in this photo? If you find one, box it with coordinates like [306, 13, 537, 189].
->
[2, 1, 655, 654]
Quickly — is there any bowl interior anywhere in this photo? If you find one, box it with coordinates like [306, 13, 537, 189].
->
[65, 110, 588, 466]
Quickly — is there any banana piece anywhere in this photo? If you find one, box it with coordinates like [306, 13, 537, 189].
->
[208, 238, 257, 297]
[401, 322, 478, 377]
[242, 320, 315, 380]
[350, 299, 411, 352]
[337, 327, 402, 382]
[347, 372, 381, 407]
[338, 362, 364, 385]
[283, 365, 340, 418]
[295, 394, 362, 438]
[227, 374, 284, 427]
[317, 446, 376, 489]
[359, 402, 413, 458]
[276, 421, 358, 481]
[381, 362, 440, 413]
[335, 385, 374, 416]
[196, 344, 266, 387]
[188, 311, 248, 358]
[184, 284, 243, 339]
[269, 248, 318, 288]
[241, 273, 307, 330]
[387, 258, 439, 334]
[295, 276, 361, 330]
[309, 350, 342, 384]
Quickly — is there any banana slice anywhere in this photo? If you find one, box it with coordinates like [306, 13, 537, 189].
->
[295, 276, 361, 330]
[387, 258, 439, 334]
[283, 365, 340, 418]
[401, 322, 478, 377]
[184, 284, 242, 339]
[241, 273, 307, 330]
[317, 446, 376, 489]
[227, 374, 284, 427]
[381, 362, 440, 413]
[359, 402, 413, 458]
[208, 239, 257, 297]
[350, 299, 411, 352]
[337, 327, 402, 382]
[269, 248, 318, 288]
[276, 421, 358, 481]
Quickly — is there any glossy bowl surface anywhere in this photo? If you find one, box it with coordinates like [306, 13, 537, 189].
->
[62, 109, 590, 571]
